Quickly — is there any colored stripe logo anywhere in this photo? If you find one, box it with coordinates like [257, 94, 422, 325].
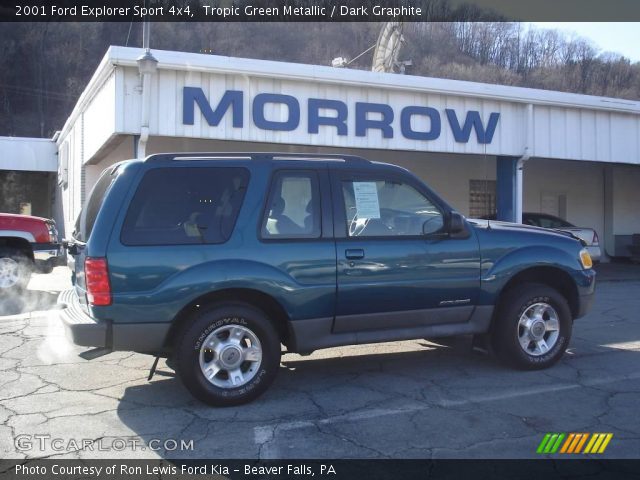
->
[537, 433, 613, 454]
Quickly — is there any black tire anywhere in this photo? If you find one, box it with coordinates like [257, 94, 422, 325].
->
[175, 302, 281, 406]
[491, 283, 572, 370]
[0, 247, 32, 295]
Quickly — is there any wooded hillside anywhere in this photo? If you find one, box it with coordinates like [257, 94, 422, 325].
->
[1, 21, 638, 138]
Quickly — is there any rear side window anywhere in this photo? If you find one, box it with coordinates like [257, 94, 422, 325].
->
[121, 167, 249, 246]
[75, 166, 118, 242]
[261, 171, 321, 239]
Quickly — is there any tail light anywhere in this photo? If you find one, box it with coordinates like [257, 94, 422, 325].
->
[85, 257, 111, 306]
[592, 231, 599, 245]
[46, 221, 58, 243]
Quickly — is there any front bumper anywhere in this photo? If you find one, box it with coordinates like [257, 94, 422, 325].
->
[585, 245, 601, 262]
[58, 289, 171, 354]
[575, 268, 596, 319]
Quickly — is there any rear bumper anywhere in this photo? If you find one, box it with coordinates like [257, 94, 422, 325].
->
[33, 242, 64, 263]
[58, 289, 108, 348]
[58, 289, 171, 354]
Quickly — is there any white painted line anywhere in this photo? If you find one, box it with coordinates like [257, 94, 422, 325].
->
[254, 371, 640, 448]
[438, 371, 640, 407]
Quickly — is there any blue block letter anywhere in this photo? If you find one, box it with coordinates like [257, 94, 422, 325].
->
[400, 106, 441, 141]
[355, 102, 394, 138]
[253, 93, 300, 131]
[183, 87, 243, 127]
[308, 99, 348, 135]
[445, 109, 500, 144]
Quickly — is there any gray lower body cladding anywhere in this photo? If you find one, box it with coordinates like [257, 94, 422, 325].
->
[58, 289, 170, 354]
[59, 289, 494, 356]
[290, 305, 495, 353]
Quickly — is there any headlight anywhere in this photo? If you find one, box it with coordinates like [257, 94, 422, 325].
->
[579, 248, 593, 269]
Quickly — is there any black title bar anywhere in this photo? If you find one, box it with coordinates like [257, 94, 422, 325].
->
[2, 459, 640, 480]
[1, 0, 640, 22]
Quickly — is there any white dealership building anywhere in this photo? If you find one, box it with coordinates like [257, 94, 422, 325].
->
[3, 46, 640, 258]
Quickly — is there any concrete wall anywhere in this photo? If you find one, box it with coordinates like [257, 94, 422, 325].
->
[83, 70, 117, 161]
[604, 164, 640, 257]
[58, 121, 84, 236]
[610, 165, 640, 235]
[85, 136, 135, 192]
[523, 158, 606, 247]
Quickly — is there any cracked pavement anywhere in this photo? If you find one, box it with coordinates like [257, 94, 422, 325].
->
[0, 266, 639, 459]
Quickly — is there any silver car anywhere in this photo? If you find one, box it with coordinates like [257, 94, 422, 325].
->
[522, 213, 601, 262]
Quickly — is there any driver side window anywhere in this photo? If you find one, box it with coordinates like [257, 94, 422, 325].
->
[342, 179, 443, 237]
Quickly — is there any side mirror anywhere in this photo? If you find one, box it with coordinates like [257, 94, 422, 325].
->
[449, 211, 466, 235]
[422, 216, 445, 236]
[62, 239, 78, 256]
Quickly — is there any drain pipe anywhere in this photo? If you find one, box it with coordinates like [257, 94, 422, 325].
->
[515, 103, 533, 224]
[136, 20, 158, 160]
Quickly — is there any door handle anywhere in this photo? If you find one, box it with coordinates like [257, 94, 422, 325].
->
[345, 249, 365, 260]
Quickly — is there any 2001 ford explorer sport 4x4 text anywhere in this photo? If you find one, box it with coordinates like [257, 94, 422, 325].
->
[59, 153, 595, 406]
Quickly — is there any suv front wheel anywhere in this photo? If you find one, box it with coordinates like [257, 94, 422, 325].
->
[175, 302, 281, 406]
[492, 283, 572, 370]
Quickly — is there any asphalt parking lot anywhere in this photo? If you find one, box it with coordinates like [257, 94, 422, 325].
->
[0, 266, 639, 459]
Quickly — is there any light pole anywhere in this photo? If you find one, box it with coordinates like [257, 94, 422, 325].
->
[136, 19, 158, 159]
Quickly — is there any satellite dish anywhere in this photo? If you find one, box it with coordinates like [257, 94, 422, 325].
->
[372, 22, 404, 73]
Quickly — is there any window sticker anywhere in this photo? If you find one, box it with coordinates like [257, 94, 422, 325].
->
[353, 182, 381, 219]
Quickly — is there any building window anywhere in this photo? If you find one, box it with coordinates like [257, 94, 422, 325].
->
[469, 179, 496, 218]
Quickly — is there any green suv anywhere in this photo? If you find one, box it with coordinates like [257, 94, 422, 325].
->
[60, 153, 596, 406]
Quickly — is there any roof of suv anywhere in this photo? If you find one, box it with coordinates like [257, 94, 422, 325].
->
[143, 152, 408, 172]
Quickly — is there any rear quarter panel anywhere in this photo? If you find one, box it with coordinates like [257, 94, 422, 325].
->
[77, 162, 143, 299]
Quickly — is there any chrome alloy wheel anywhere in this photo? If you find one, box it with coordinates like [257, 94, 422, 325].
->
[198, 324, 262, 388]
[517, 302, 560, 356]
[0, 257, 20, 289]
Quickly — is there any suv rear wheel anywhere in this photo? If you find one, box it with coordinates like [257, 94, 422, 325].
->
[0, 247, 31, 294]
[492, 283, 572, 370]
[175, 302, 281, 406]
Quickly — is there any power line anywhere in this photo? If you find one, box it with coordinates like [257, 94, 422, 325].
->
[0, 84, 77, 101]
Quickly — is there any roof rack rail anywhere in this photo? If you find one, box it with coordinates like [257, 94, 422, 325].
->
[145, 152, 370, 164]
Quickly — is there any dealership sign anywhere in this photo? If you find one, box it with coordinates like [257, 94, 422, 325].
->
[183, 87, 500, 144]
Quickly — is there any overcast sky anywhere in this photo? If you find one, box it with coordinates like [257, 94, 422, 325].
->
[530, 23, 640, 62]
